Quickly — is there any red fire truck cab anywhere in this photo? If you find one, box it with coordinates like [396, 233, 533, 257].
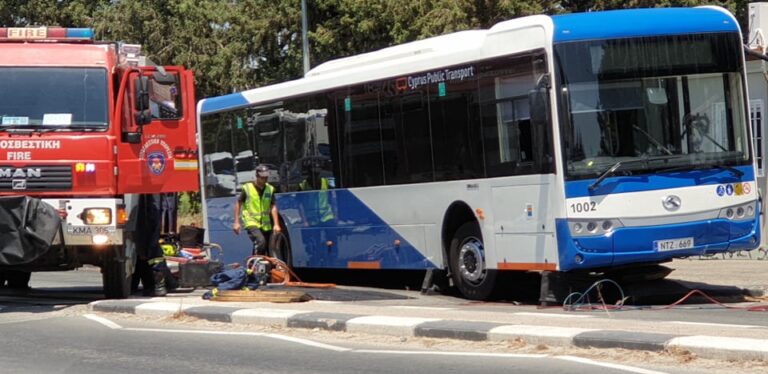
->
[0, 27, 199, 298]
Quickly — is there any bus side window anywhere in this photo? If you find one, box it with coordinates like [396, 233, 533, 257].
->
[479, 53, 553, 177]
[149, 73, 182, 120]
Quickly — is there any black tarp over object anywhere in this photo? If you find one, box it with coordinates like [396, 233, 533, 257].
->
[0, 196, 61, 265]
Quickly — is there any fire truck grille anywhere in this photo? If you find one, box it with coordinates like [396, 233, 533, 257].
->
[0, 165, 73, 191]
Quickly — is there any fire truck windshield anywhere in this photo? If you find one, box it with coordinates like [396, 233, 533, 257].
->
[0, 67, 108, 130]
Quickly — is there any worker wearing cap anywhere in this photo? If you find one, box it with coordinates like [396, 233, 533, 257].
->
[233, 164, 281, 255]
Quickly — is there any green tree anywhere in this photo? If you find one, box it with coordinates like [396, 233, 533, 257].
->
[0, 0, 106, 27]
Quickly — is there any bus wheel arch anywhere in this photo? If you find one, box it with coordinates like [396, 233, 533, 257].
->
[442, 202, 497, 300]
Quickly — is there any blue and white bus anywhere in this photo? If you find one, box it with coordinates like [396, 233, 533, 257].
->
[197, 7, 759, 300]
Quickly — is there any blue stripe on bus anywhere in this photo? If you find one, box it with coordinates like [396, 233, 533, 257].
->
[552, 8, 738, 43]
[200, 93, 250, 115]
[205, 190, 437, 269]
[556, 202, 760, 271]
[564, 165, 754, 198]
[276, 189, 437, 270]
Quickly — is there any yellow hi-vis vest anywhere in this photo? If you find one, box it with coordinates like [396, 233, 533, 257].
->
[299, 177, 333, 224]
[242, 182, 274, 231]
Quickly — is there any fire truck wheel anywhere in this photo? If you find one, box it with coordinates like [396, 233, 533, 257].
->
[449, 222, 497, 300]
[103, 245, 132, 299]
[5, 270, 31, 289]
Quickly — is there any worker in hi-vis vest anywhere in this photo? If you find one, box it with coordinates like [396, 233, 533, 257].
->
[233, 164, 282, 255]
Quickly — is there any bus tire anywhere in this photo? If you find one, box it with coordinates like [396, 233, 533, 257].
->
[5, 270, 31, 289]
[271, 230, 293, 267]
[103, 245, 132, 299]
[449, 222, 496, 300]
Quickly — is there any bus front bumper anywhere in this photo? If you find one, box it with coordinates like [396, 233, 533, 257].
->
[556, 212, 760, 272]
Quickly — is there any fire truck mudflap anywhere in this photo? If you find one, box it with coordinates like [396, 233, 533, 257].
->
[0, 196, 61, 265]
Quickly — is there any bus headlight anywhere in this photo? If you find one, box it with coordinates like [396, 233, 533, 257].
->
[718, 202, 757, 221]
[81, 208, 112, 225]
[569, 219, 623, 237]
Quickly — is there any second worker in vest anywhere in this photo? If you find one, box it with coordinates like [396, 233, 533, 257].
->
[233, 164, 282, 256]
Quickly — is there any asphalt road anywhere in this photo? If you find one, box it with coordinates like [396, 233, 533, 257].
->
[0, 313, 679, 374]
[1, 269, 767, 373]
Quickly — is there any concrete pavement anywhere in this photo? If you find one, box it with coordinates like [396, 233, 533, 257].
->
[88, 258, 768, 362]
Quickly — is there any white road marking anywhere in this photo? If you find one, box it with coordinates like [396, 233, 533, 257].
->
[83, 314, 123, 329]
[513, 312, 594, 319]
[556, 356, 668, 374]
[263, 333, 352, 352]
[123, 327, 351, 352]
[668, 321, 762, 329]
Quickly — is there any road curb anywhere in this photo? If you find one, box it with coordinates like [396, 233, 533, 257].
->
[88, 300, 768, 362]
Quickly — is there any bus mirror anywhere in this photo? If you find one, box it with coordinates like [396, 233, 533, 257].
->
[134, 76, 150, 112]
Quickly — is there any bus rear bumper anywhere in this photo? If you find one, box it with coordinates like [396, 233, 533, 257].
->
[556, 213, 761, 272]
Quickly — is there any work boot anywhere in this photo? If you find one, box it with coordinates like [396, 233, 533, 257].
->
[153, 270, 167, 297]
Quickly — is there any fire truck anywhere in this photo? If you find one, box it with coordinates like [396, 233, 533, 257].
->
[0, 27, 199, 298]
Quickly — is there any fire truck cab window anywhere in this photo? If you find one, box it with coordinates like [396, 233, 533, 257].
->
[0, 67, 108, 128]
[149, 75, 182, 120]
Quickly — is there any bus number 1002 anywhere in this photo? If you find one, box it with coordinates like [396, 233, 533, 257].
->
[570, 202, 597, 213]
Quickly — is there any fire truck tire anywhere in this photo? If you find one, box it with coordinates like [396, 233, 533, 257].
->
[5, 270, 31, 289]
[103, 245, 132, 299]
[449, 222, 497, 300]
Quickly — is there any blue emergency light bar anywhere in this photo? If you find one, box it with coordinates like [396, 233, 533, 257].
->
[0, 27, 94, 41]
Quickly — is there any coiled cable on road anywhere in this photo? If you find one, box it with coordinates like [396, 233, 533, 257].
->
[561, 280, 768, 313]
[562, 278, 626, 312]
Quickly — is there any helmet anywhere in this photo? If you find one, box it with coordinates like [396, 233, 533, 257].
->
[256, 165, 270, 177]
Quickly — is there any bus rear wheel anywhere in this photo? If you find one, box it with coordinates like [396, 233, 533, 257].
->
[449, 222, 497, 300]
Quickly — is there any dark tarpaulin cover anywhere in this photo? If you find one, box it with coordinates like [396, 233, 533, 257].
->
[0, 196, 62, 266]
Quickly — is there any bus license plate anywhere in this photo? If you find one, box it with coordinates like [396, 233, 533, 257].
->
[654, 237, 694, 252]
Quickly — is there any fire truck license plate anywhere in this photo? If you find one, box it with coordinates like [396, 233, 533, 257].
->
[654, 237, 694, 252]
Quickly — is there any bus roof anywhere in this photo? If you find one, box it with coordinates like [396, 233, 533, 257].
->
[551, 7, 738, 43]
[200, 6, 738, 115]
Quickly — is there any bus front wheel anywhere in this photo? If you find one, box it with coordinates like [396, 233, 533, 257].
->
[449, 222, 497, 300]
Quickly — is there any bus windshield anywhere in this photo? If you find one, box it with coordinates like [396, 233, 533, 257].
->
[0, 67, 108, 130]
[555, 33, 750, 180]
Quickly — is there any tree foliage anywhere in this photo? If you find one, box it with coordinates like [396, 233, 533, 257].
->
[0, 0, 752, 98]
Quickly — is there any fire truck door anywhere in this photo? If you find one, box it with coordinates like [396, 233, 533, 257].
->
[117, 68, 199, 194]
